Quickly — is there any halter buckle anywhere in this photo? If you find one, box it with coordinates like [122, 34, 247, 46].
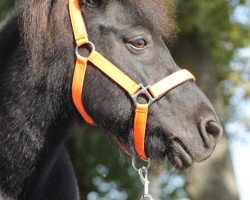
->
[131, 84, 156, 106]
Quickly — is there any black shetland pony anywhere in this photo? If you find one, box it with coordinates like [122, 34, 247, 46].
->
[0, 0, 223, 199]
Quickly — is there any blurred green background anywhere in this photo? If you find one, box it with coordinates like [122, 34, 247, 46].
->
[1, 0, 250, 199]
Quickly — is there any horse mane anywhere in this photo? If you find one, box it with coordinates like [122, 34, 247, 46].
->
[21, 0, 72, 69]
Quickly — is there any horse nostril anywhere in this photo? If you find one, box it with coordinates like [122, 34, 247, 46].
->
[205, 121, 223, 140]
[199, 119, 223, 148]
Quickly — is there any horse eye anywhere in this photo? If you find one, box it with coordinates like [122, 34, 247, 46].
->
[86, 0, 101, 6]
[129, 38, 148, 50]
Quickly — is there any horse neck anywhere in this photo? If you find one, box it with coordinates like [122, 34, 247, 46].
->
[0, 7, 73, 198]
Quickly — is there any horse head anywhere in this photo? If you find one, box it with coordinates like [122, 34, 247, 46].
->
[70, 0, 223, 169]
[21, 0, 223, 170]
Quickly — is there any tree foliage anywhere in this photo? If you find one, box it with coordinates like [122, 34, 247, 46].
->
[0, 0, 15, 20]
[175, 0, 250, 68]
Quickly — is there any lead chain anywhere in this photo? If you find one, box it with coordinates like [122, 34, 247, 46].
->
[138, 167, 154, 200]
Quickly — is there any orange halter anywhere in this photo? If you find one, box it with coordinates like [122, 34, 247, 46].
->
[69, 0, 195, 160]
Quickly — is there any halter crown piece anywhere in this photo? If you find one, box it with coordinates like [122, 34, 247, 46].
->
[69, 0, 195, 160]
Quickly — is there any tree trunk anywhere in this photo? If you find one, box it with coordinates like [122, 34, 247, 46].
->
[171, 35, 239, 200]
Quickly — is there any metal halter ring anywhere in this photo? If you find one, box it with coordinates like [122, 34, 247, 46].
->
[75, 41, 96, 59]
[132, 157, 151, 172]
[131, 84, 156, 106]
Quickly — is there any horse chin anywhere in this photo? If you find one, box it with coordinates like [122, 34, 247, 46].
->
[146, 140, 190, 171]
[146, 134, 216, 171]
[167, 140, 193, 170]
[146, 135, 204, 171]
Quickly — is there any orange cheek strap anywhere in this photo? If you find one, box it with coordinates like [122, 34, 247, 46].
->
[72, 56, 96, 125]
[69, 0, 195, 161]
